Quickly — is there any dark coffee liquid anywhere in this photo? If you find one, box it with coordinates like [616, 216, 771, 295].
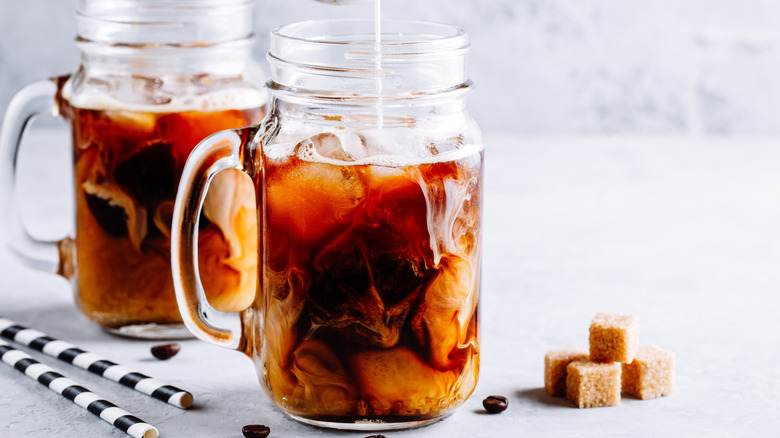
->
[258, 138, 482, 421]
[65, 101, 264, 329]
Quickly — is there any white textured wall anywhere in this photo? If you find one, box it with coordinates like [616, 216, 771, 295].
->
[2, 0, 779, 134]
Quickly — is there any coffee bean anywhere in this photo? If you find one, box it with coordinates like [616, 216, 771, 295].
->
[150, 343, 181, 360]
[482, 395, 508, 413]
[242, 424, 271, 438]
[364, 435, 387, 438]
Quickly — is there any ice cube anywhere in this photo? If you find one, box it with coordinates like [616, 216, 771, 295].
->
[171, 111, 250, 162]
[266, 150, 363, 246]
[354, 131, 393, 160]
[306, 132, 354, 162]
[107, 110, 157, 136]
[425, 139, 460, 156]
[367, 165, 406, 181]
[115, 75, 173, 106]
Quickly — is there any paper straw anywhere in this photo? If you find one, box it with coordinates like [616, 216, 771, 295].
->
[0, 340, 158, 438]
[0, 316, 193, 409]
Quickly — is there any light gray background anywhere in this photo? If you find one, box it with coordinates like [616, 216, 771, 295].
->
[2, 0, 780, 134]
[2, 2, 780, 437]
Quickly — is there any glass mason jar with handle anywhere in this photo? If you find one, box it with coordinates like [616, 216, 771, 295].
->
[0, 0, 267, 338]
[172, 19, 483, 430]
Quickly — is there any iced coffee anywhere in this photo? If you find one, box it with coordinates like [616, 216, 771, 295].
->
[255, 130, 482, 422]
[61, 87, 265, 331]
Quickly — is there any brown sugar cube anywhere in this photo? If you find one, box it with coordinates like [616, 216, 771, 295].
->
[622, 345, 675, 400]
[566, 360, 621, 408]
[544, 349, 589, 396]
[589, 313, 638, 363]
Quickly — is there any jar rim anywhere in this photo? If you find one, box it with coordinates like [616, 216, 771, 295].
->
[76, 0, 253, 45]
[272, 19, 468, 50]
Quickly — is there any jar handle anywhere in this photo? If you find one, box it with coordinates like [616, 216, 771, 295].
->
[171, 124, 264, 351]
[0, 77, 67, 274]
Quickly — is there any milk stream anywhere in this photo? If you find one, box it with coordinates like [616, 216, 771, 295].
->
[313, 0, 384, 127]
[374, 0, 383, 128]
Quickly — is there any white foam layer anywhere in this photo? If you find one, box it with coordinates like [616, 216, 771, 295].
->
[302, 142, 482, 167]
[265, 131, 483, 167]
[63, 86, 268, 113]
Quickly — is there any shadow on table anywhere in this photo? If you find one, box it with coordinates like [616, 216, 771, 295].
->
[515, 387, 574, 408]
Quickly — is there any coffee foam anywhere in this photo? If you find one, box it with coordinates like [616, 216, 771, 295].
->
[304, 142, 484, 168]
[265, 131, 483, 168]
[63, 85, 268, 113]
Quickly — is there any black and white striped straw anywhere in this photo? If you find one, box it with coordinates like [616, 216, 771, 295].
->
[0, 339, 159, 438]
[0, 316, 193, 409]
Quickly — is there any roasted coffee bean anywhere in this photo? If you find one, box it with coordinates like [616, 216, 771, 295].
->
[483, 395, 508, 413]
[364, 435, 387, 438]
[242, 424, 271, 438]
[150, 343, 181, 360]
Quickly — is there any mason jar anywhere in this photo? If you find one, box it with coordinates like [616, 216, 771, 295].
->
[172, 19, 483, 429]
[0, 0, 267, 338]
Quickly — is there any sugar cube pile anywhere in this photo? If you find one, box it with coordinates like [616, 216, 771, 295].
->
[544, 313, 674, 408]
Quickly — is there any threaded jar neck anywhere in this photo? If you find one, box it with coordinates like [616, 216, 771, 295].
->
[76, 0, 253, 46]
[267, 19, 471, 106]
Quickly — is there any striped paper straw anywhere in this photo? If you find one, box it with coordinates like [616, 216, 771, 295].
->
[0, 339, 158, 438]
[0, 316, 193, 409]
